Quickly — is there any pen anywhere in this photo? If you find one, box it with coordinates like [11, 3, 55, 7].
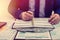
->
[32, 16, 34, 27]
[26, 11, 34, 27]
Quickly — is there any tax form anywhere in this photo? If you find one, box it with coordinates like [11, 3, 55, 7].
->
[15, 31, 51, 39]
[33, 18, 54, 28]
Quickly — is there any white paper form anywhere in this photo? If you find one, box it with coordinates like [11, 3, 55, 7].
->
[13, 18, 55, 31]
[13, 19, 32, 28]
[33, 18, 53, 28]
[15, 31, 51, 39]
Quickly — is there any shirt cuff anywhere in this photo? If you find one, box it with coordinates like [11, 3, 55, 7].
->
[15, 9, 23, 19]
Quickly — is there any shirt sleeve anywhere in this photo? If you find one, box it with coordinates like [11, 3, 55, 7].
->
[54, 0, 60, 15]
[8, 0, 23, 19]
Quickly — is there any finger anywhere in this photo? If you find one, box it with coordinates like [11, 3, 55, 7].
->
[23, 15, 32, 21]
[51, 21, 59, 25]
[22, 12, 28, 20]
[53, 19, 59, 25]
[21, 12, 33, 21]
[25, 16, 32, 20]
[23, 16, 30, 21]
[50, 16, 57, 23]
[27, 11, 33, 15]
[25, 13, 33, 18]
[50, 20, 56, 25]
[50, 17, 59, 25]
[49, 14, 56, 22]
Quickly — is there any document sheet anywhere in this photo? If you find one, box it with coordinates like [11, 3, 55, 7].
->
[15, 32, 51, 39]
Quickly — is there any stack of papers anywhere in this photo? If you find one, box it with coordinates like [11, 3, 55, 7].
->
[13, 18, 55, 32]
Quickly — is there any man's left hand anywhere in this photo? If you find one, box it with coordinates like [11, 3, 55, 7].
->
[49, 13, 60, 25]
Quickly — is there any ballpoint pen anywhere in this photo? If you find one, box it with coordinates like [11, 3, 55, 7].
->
[32, 15, 34, 27]
[27, 11, 34, 27]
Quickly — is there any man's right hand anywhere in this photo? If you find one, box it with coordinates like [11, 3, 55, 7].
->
[19, 11, 33, 21]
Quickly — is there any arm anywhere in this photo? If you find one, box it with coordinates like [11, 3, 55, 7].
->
[49, 0, 60, 25]
[8, 0, 33, 20]
[8, 0, 23, 19]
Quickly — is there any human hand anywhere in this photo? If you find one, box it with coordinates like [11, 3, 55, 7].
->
[19, 11, 33, 21]
[49, 14, 60, 25]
